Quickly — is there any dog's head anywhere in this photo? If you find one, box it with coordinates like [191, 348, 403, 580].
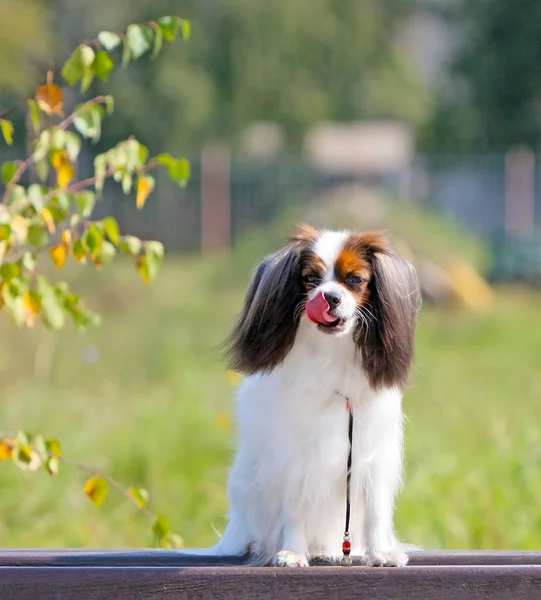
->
[225, 224, 421, 390]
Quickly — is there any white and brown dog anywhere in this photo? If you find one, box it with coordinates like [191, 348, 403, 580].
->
[210, 225, 421, 567]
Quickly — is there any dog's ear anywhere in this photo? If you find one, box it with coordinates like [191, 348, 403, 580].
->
[358, 244, 421, 390]
[225, 231, 315, 375]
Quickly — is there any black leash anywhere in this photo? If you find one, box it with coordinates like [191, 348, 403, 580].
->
[335, 391, 354, 566]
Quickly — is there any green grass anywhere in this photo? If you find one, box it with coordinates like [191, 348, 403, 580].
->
[0, 231, 540, 550]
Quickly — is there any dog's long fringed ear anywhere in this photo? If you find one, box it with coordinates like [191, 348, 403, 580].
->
[225, 243, 305, 375]
[360, 249, 421, 390]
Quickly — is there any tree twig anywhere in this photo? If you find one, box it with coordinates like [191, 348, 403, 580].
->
[2, 96, 110, 205]
[0, 97, 29, 121]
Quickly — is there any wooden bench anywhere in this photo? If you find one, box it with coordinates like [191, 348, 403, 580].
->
[0, 549, 539, 599]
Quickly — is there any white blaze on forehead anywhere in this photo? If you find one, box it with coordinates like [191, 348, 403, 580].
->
[312, 230, 349, 280]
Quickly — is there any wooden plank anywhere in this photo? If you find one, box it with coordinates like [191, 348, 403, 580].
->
[0, 565, 540, 600]
[0, 549, 540, 567]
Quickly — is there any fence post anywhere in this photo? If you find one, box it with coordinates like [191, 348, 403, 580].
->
[200, 144, 231, 253]
[504, 146, 535, 238]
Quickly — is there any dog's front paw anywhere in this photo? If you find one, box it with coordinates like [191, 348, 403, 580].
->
[362, 549, 408, 567]
[271, 550, 310, 568]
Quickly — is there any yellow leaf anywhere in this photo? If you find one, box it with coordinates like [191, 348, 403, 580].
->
[36, 79, 64, 116]
[41, 208, 56, 234]
[23, 291, 41, 328]
[50, 245, 67, 269]
[52, 150, 75, 189]
[84, 476, 108, 507]
[0, 283, 4, 310]
[61, 229, 72, 247]
[136, 256, 150, 285]
[0, 440, 13, 460]
[136, 175, 151, 209]
[0, 120, 14, 145]
[58, 163, 74, 189]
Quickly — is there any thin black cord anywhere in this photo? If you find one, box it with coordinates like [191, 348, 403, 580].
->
[341, 400, 354, 565]
[334, 390, 354, 565]
[345, 406, 353, 534]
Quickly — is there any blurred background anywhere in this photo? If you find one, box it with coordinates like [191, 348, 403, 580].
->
[0, 0, 540, 550]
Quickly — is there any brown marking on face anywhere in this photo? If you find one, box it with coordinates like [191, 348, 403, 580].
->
[301, 252, 326, 290]
[334, 249, 372, 305]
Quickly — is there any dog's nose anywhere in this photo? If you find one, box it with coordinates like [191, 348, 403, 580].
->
[324, 291, 341, 308]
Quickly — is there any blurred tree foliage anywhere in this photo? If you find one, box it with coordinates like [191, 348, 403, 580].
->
[0, 0, 55, 94]
[35, 0, 431, 154]
[422, 0, 541, 152]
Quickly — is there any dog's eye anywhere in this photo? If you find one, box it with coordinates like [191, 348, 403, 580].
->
[303, 274, 320, 286]
[346, 274, 364, 286]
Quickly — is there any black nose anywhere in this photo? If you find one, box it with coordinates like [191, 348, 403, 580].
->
[324, 291, 341, 307]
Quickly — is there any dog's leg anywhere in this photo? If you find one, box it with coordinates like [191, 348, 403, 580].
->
[271, 514, 309, 567]
[362, 452, 408, 567]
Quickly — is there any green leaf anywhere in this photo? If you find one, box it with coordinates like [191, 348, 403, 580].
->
[2, 162, 17, 185]
[130, 487, 149, 508]
[156, 154, 190, 186]
[38, 277, 65, 330]
[1, 120, 14, 145]
[152, 516, 171, 544]
[27, 225, 49, 248]
[80, 46, 96, 92]
[0, 263, 21, 282]
[119, 235, 142, 257]
[84, 476, 108, 507]
[2, 279, 26, 327]
[181, 19, 191, 41]
[138, 143, 149, 165]
[33, 130, 50, 161]
[50, 128, 67, 150]
[121, 37, 131, 68]
[122, 172, 133, 195]
[126, 25, 152, 59]
[92, 50, 114, 81]
[151, 25, 163, 59]
[75, 191, 96, 218]
[5, 185, 26, 209]
[27, 184, 44, 212]
[65, 132, 82, 161]
[62, 50, 83, 86]
[35, 158, 49, 182]
[0, 223, 10, 242]
[45, 437, 62, 457]
[146, 240, 164, 261]
[74, 105, 105, 143]
[137, 251, 160, 285]
[62, 45, 95, 90]
[45, 456, 60, 476]
[68, 302, 101, 331]
[95, 240, 116, 267]
[157, 16, 179, 42]
[27, 99, 41, 131]
[94, 154, 107, 193]
[102, 217, 120, 245]
[104, 95, 115, 115]
[20, 252, 36, 273]
[13, 445, 34, 469]
[71, 238, 88, 264]
[84, 224, 104, 257]
[97, 31, 122, 52]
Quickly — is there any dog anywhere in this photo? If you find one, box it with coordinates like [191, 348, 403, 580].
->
[211, 225, 421, 567]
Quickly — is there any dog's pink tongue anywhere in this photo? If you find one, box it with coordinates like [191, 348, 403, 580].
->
[306, 292, 336, 324]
